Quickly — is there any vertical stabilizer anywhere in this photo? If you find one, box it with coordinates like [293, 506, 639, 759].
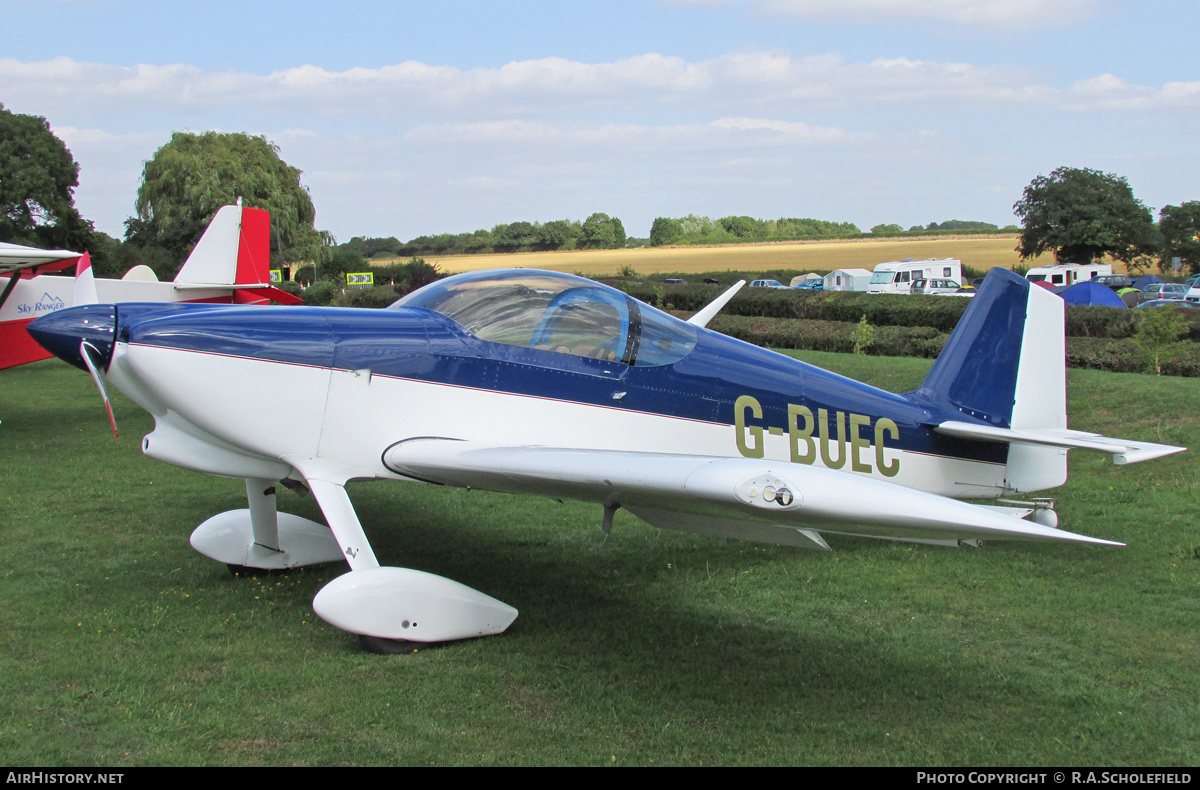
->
[913, 269, 1068, 492]
[173, 205, 245, 286]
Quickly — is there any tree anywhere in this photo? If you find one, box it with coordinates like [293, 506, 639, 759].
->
[536, 219, 576, 249]
[130, 131, 326, 272]
[871, 223, 904, 236]
[719, 215, 767, 239]
[1158, 202, 1200, 275]
[1013, 167, 1156, 265]
[0, 103, 93, 250]
[580, 212, 626, 249]
[318, 246, 365, 281]
[649, 217, 684, 246]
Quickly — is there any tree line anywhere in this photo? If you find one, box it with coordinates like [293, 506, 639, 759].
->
[647, 215, 861, 246]
[340, 213, 628, 259]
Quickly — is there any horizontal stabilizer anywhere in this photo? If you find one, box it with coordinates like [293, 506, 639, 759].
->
[934, 420, 1185, 466]
[383, 439, 1122, 547]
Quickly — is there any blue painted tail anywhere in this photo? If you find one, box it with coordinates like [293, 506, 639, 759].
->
[911, 269, 1069, 492]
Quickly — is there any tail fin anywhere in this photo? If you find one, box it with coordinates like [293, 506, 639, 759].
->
[914, 268, 1069, 492]
[914, 268, 1182, 492]
[72, 252, 99, 306]
[173, 205, 271, 287]
[917, 268, 1065, 431]
[171, 205, 300, 305]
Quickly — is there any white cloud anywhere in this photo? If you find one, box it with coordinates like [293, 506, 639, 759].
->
[668, 0, 1102, 29]
[0, 51, 1096, 121]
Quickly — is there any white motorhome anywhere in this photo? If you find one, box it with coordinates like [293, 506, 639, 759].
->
[868, 258, 962, 294]
[1024, 263, 1112, 287]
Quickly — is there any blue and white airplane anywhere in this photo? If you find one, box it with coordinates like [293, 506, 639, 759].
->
[28, 266, 1183, 652]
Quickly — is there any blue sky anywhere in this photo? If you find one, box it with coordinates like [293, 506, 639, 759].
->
[3, 0, 1198, 243]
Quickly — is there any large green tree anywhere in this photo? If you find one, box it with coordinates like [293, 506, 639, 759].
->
[1013, 166, 1156, 265]
[0, 103, 93, 250]
[128, 131, 326, 268]
[1158, 201, 1200, 275]
[649, 216, 683, 246]
[580, 212, 626, 249]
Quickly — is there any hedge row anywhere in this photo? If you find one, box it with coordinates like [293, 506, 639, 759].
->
[707, 314, 1200, 377]
[624, 283, 972, 329]
[626, 283, 1200, 340]
[707, 315, 951, 359]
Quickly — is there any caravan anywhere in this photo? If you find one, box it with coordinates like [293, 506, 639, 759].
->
[868, 258, 962, 294]
[1024, 263, 1112, 287]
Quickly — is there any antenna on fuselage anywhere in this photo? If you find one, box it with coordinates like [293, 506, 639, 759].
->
[687, 280, 745, 328]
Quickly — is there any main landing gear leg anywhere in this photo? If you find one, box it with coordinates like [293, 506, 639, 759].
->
[304, 476, 518, 653]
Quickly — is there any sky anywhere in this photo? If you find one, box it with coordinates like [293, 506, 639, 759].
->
[3, 0, 1199, 243]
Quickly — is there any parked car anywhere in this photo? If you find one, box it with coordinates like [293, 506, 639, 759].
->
[1183, 275, 1200, 303]
[791, 279, 824, 290]
[1140, 283, 1188, 301]
[1135, 298, 1200, 309]
[910, 278, 963, 295]
[1096, 274, 1135, 290]
[661, 278, 688, 285]
[749, 279, 787, 289]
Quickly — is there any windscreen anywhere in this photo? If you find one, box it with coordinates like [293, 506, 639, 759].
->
[392, 269, 697, 367]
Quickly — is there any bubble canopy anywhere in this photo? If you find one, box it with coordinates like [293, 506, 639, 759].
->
[391, 269, 698, 367]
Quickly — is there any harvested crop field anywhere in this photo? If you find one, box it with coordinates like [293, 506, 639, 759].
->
[396, 235, 1063, 277]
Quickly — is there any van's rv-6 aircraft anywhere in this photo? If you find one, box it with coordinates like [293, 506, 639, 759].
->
[1, 204, 301, 371]
[28, 261, 1183, 652]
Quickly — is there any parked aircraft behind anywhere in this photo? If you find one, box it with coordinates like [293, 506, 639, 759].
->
[1, 204, 301, 370]
[28, 266, 1183, 652]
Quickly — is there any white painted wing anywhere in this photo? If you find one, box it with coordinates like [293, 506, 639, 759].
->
[0, 242, 80, 276]
[382, 439, 1121, 547]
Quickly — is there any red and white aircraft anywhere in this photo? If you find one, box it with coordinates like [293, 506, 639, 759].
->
[0, 204, 301, 370]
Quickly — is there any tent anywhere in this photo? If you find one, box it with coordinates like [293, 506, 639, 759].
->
[789, 273, 824, 287]
[1059, 281, 1127, 308]
[823, 269, 871, 292]
[1132, 275, 1163, 289]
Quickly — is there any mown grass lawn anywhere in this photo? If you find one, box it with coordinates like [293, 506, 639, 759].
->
[1, 356, 1196, 766]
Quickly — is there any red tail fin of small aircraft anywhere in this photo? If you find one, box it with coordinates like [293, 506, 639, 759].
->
[234, 207, 271, 287]
[175, 204, 301, 304]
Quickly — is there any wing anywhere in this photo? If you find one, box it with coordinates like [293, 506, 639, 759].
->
[382, 439, 1121, 548]
[0, 242, 81, 278]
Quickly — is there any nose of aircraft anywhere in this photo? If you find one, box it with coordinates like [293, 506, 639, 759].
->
[27, 304, 117, 372]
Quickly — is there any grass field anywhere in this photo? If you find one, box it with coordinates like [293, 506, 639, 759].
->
[2, 357, 1197, 766]
[390, 236, 1063, 277]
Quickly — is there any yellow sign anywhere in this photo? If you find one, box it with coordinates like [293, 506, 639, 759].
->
[347, 272, 375, 286]
[269, 269, 283, 283]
